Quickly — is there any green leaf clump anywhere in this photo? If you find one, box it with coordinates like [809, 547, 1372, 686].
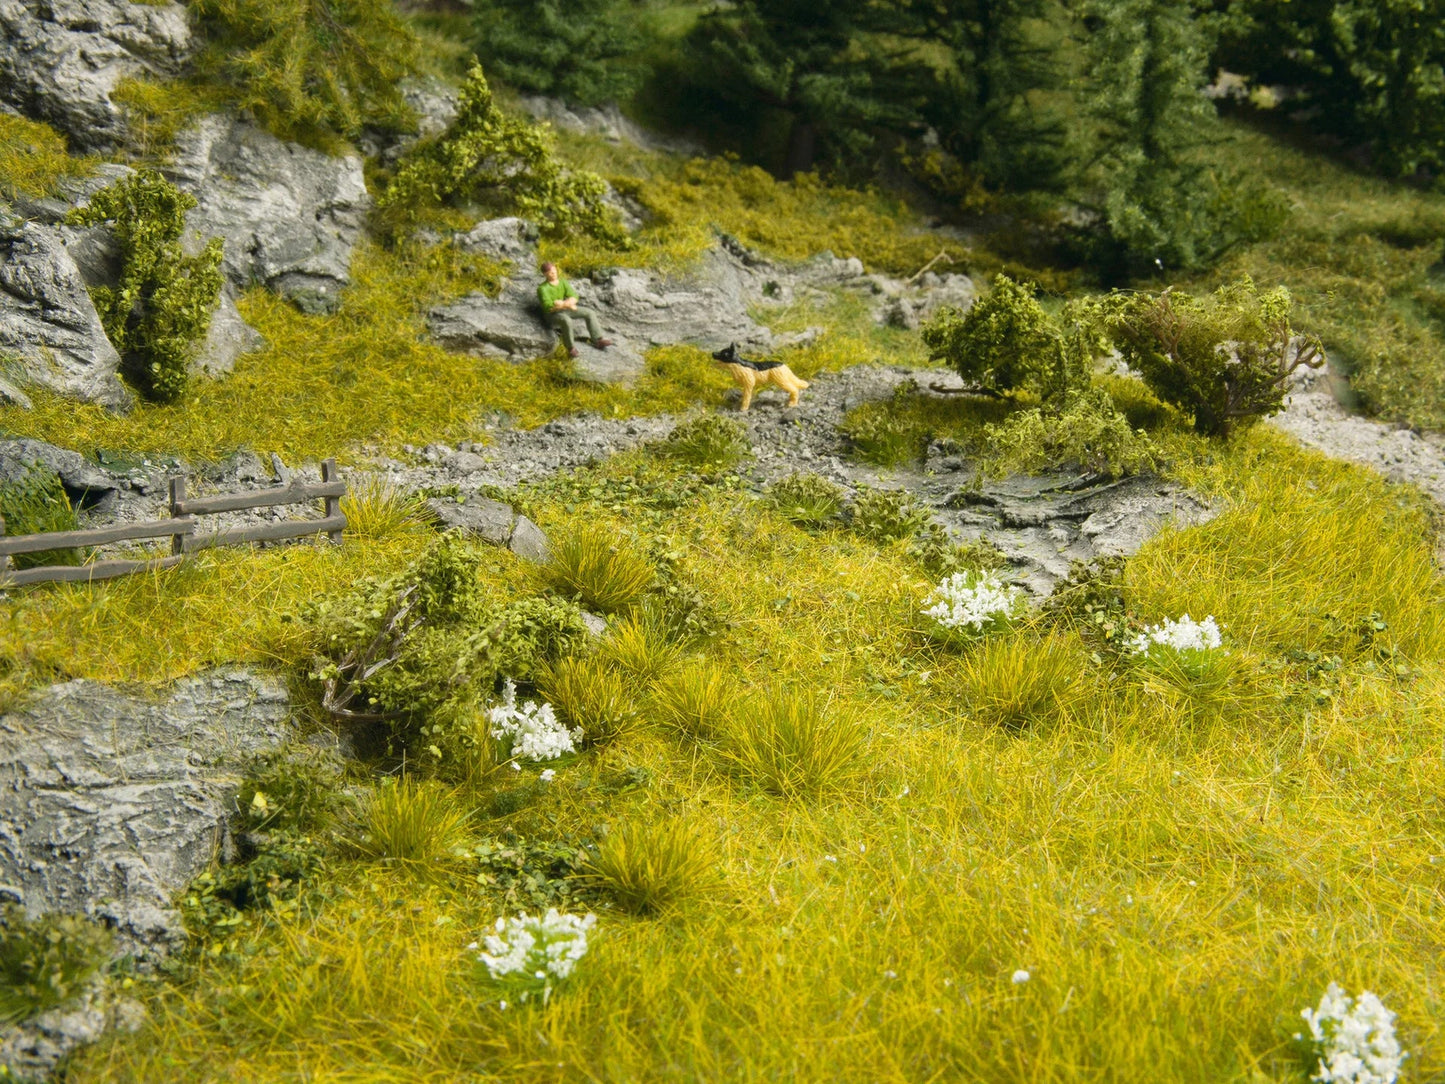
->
[307, 535, 591, 760]
[0, 905, 112, 1026]
[189, 0, 419, 145]
[377, 63, 624, 244]
[1108, 276, 1325, 438]
[66, 170, 223, 404]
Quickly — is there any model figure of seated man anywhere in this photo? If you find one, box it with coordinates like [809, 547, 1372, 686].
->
[538, 262, 613, 358]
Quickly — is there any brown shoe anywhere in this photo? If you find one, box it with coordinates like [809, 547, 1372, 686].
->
[567, 347, 579, 358]
[591, 337, 613, 350]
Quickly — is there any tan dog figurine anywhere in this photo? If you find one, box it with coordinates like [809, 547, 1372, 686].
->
[712, 343, 810, 412]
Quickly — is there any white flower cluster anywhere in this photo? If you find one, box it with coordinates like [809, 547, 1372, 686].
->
[921, 570, 1025, 634]
[487, 680, 580, 762]
[474, 909, 597, 1002]
[1299, 983, 1405, 1084]
[1127, 613, 1223, 657]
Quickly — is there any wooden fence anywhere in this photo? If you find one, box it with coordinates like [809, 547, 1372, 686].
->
[0, 459, 346, 588]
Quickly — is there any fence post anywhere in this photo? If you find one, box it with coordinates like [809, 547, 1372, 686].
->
[321, 459, 343, 545]
[168, 476, 187, 555]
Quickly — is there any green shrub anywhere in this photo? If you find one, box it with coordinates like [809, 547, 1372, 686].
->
[923, 275, 1056, 398]
[959, 633, 1089, 730]
[849, 487, 932, 544]
[582, 818, 716, 915]
[348, 779, 471, 864]
[235, 748, 347, 835]
[377, 63, 622, 242]
[189, 0, 419, 145]
[545, 527, 655, 613]
[979, 388, 1161, 479]
[767, 473, 845, 529]
[0, 463, 83, 570]
[840, 387, 929, 466]
[726, 690, 865, 799]
[653, 414, 750, 471]
[906, 527, 1006, 579]
[1109, 276, 1325, 437]
[1042, 556, 1135, 651]
[651, 660, 732, 742]
[537, 655, 640, 745]
[473, 0, 644, 107]
[0, 905, 112, 1026]
[307, 536, 590, 758]
[66, 170, 223, 404]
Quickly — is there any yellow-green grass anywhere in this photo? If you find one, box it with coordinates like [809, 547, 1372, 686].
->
[0, 243, 736, 464]
[1196, 119, 1445, 431]
[0, 114, 95, 200]
[54, 434, 1445, 1082]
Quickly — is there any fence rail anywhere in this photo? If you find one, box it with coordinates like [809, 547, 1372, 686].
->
[0, 457, 346, 588]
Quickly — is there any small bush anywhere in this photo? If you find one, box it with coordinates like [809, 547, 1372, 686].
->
[545, 528, 655, 614]
[849, 487, 932, 544]
[922, 275, 1057, 397]
[66, 170, 223, 404]
[348, 778, 471, 864]
[654, 415, 750, 471]
[0, 463, 83, 570]
[189, 0, 419, 145]
[339, 476, 427, 539]
[582, 818, 716, 915]
[906, 527, 1006, 579]
[726, 690, 865, 799]
[767, 473, 844, 529]
[235, 748, 346, 835]
[651, 660, 732, 741]
[376, 64, 621, 241]
[538, 655, 640, 746]
[1109, 276, 1325, 438]
[979, 389, 1161, 479]
[1042, 556, 1134, 650]
[0, 905, 112, 1026]
[841, 393, 928, 466]
[597, 611, 683, 689]
[958, 633, 1089, 730]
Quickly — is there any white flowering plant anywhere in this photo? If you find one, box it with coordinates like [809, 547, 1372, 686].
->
[1125, 613, 1232, 689]
[471, 908, 597, 1005]
[921, 570, 1028, 645]
[1297, 982, 1405, 1084]
[487, 680, 580, 763]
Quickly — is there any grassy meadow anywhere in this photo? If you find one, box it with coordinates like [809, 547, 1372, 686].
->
[1, 76, 1443, 1084]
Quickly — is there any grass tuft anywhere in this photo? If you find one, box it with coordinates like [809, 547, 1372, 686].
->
[347, 778, 471, 864]
[0, 114, 95, 200]
[537, 655, 641, 746]
[597, 611, 684, 689]
[767, 473, 845, 529]
[650, 659, 732, 741]
[726, 689, 866, 799]
[545, 527, 655, 614]
[653, 414, 751, 471]
[339, 476, 428, 540]
[958, 632, 1090, 730]
[582, 817, 717, 915]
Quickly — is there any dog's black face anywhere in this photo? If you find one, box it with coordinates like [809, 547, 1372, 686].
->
[711, 343, 740, 363]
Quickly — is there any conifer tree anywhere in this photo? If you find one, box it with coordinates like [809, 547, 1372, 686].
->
[472, 0, 645, 107]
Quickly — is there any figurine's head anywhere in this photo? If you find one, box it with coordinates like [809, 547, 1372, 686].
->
[711, 342, 740, 364]
[541, 261, 559, 284]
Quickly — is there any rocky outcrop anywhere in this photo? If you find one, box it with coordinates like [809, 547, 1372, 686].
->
[0, 437, 121, 511]
[515, 95, 705, 158]
[426, 493, 550, 562]
[0, 215, 131, 411]
[164, 115, 371, 313]
[192, 292, 265, 378]
[875, 271, 977, 330]
[453, 216, 539, 266]
[0, 0, 192, 151]
[0, 668, 291, 959]
[429, 240, 782, 382]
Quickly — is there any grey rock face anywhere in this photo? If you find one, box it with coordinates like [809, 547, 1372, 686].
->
[426, 494, 551, 562]
[0, 0, 192, 151]
[429, 241, 779, 382]
[514, 95, 705, 157]
[164, 115, 371, 313]
[878, 272, 976, 330]
[454, 217, 539, 266]
[0, 668, 291, 958]
[0, 217, 131, 411]
[192, 292, 265, 378]
[0, 437, 119, 510]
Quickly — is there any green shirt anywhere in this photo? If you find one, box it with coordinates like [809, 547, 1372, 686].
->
[537, 278, 578, 313]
